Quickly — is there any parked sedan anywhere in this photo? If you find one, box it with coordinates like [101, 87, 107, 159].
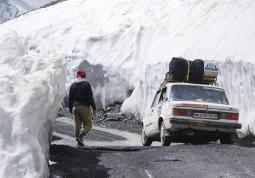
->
[142, 83, 241, 146]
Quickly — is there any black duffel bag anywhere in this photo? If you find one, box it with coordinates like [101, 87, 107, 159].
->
[169, 57, 188, 82]
[189, 59, 204, 83]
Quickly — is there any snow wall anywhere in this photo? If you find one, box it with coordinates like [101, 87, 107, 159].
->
[0, 0, 255, 177]
[0, 33, 66, 178]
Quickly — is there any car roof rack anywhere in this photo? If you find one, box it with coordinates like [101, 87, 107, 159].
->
[159, 60, 219, 90]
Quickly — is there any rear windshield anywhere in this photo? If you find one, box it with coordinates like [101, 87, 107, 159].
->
[170, 85, 229, 105]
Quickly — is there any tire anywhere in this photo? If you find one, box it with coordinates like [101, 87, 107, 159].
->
[141, 127, 152, 146]
[220, 134, 233, 144]
[160, 122, 171, 146]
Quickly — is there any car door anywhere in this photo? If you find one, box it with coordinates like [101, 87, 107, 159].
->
[152, 88, 167, 131]
[144, 90, 161, 134]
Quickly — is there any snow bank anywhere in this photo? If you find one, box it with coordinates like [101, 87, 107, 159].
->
[0, 33, 65, 178]
[217, 61, 255, 133]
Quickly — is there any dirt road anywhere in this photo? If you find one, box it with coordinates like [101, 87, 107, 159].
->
[50, 117, 255, 178]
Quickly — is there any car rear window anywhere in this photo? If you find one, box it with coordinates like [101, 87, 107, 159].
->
[170, 85, 229, 105]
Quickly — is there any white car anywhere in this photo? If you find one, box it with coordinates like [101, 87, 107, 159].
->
[142, 83, 241, 146]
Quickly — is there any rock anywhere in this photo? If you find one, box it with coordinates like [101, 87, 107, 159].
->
[58, 101, 142, 134]
[122, 112, 135, 120]
[104, 107, 112, 113]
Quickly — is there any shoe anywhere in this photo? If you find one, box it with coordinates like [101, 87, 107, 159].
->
[79, 132, 86, 140]
[76, 138, 84, 146]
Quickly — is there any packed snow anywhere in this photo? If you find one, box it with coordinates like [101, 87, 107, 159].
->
[0, 33, 65, 177]
[0, 0, 255, 177]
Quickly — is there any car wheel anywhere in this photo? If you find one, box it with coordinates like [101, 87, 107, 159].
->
[160, 122, 171, 146]
[220, 134, 233, 144]
[141, 127, 152, 146]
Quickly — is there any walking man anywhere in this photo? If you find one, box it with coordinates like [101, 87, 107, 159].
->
[69, 69, 96, 146]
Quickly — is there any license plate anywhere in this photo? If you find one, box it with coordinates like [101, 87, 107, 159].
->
[193, 113, 218, 120]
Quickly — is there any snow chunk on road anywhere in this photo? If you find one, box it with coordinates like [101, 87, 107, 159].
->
[0, 33, 66, 178]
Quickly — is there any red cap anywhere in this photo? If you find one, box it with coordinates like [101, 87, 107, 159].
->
[76, 70, 86, 78]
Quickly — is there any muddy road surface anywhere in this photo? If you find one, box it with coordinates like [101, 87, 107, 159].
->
[50, 117, 255, 178]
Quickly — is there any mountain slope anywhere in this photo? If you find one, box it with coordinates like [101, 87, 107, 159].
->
[0, 0, 56, 23]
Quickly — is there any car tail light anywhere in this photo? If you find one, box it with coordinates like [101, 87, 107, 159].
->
[173, 108, 191, 117]
[223, 113, 239, 120]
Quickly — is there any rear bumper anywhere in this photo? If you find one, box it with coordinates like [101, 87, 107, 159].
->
[168, 118, 241, 132]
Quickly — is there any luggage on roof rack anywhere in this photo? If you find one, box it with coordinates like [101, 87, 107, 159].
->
[168, 57, 188, 82]
[160, 57, 218, 89]
[188, 60, 218, 84]
[188, 59, 218, 84]
[160, 72, 172, 89]
[188, 59, 204, 83]
[203, 62, 218, 82]
[160, 57, 188, 89]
